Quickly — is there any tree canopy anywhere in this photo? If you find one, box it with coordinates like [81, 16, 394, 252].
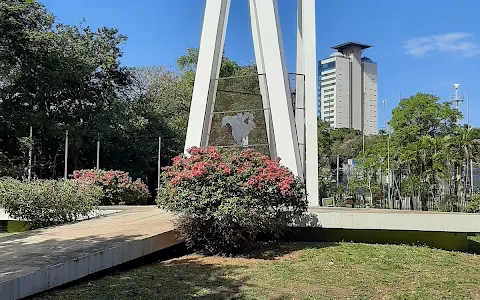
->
[0, 0, 262, 198]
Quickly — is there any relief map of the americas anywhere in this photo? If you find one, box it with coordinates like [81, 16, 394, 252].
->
[221, 112, 256, 146]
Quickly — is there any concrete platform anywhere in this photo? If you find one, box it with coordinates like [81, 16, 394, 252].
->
[307, 207, 480, 233]
[295, 207, 480, 251]
[0, 206, 181, 300]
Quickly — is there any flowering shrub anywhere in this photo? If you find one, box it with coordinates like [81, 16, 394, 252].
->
[157, 147, 307, 255]
[72, 169, 149, 205]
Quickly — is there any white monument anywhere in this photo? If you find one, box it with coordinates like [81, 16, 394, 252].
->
[184, 0, 319, 206]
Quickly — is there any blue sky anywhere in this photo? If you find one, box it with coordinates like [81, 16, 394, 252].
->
[40, 0, 480, 128]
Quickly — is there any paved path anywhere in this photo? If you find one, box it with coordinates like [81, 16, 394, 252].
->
[0, 206, 181, 300]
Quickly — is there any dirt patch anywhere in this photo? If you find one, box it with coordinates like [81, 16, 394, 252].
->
[471, 285, 480, 300]
[161, 250, 303, 267]
[329, 286, 353, 299]
[297, 283, 324, 294]
[162, 254, 267, 266]
[350, 264, 365, 272]
[272, 250, 304, 261]
[372, 284, 397, 299]
[269, 284, 325, 300]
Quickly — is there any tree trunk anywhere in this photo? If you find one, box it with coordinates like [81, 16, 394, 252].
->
[454, 165, 459, 211]
[420, 185, 427, 211]
[408, 163, 415, 210]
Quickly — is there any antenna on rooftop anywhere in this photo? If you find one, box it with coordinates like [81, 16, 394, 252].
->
[450, 83, 464, 109]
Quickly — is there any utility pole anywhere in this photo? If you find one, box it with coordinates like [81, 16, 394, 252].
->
[96, 135, 100, 170]
[387, 123, 391, 208]
[28, 126, 33, 181]
[382, 100, 389, 207]
[157, 136, 162, 191]
[64, 130, 68, 180]
[336, 155, 340, 191]
[451, 84, 467, 200]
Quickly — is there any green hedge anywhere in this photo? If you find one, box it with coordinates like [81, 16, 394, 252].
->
[0, 179, 103, 229]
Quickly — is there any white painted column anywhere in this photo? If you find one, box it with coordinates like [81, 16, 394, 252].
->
[254, 0, 302, 178]
[184, 0, 231, 153]
[249, 0, 276, 159]
[299, 0, 319, 206]
[295, 0, 306, 171]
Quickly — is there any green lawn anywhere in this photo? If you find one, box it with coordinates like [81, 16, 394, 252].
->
[33, 241, 480, 300]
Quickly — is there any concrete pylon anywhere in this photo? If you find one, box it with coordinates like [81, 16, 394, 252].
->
[184, 0, 319, 206]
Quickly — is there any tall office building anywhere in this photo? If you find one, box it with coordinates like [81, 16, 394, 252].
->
[318, 42, 378, 135]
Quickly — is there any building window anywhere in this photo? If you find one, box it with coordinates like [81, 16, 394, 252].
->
[321, 82, 335, 88]
[322, 71, 336, 77]
[321, 77, 336, 83]
[320, 61, 336, 72]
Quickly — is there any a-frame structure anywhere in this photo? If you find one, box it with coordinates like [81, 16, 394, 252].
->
[184, 0, 319, 206]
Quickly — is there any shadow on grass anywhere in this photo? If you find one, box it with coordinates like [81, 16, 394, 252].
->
[467, 235, 480, 254]
[245, 241, 338, 260]
[30, 242, 340, 300]
[28, 243, 248, 300]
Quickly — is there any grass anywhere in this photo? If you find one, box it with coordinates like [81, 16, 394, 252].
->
[0, 232, 15, 239]
[32, 241, 480, 300]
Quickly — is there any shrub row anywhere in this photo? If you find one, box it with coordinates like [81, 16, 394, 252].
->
[0, 179, 103, 229]
[157, 147, 307, 255]
[72, 169, 149, 205]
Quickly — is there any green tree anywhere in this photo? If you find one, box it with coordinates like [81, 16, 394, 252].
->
[317, 119, 333, 198]
[390, 93, 461, 145]
[0, 0, 131, 177]
[176, 47, 241, 78]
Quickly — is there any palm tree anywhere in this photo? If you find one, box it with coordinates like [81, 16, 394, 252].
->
[420, 135, 452, 210]
[454, 127, 480, 208]
[398, 144, 420, 210]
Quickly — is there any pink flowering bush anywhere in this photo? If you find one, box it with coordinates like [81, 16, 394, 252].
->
[72, 169, 149, 205]
[156, 147, 306, 255]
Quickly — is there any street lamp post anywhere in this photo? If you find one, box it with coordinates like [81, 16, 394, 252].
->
[382, 100, 391, 208]
[382, 100, 387, 132]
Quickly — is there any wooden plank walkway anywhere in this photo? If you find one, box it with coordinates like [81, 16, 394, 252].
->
[0, 206, 181, 300]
